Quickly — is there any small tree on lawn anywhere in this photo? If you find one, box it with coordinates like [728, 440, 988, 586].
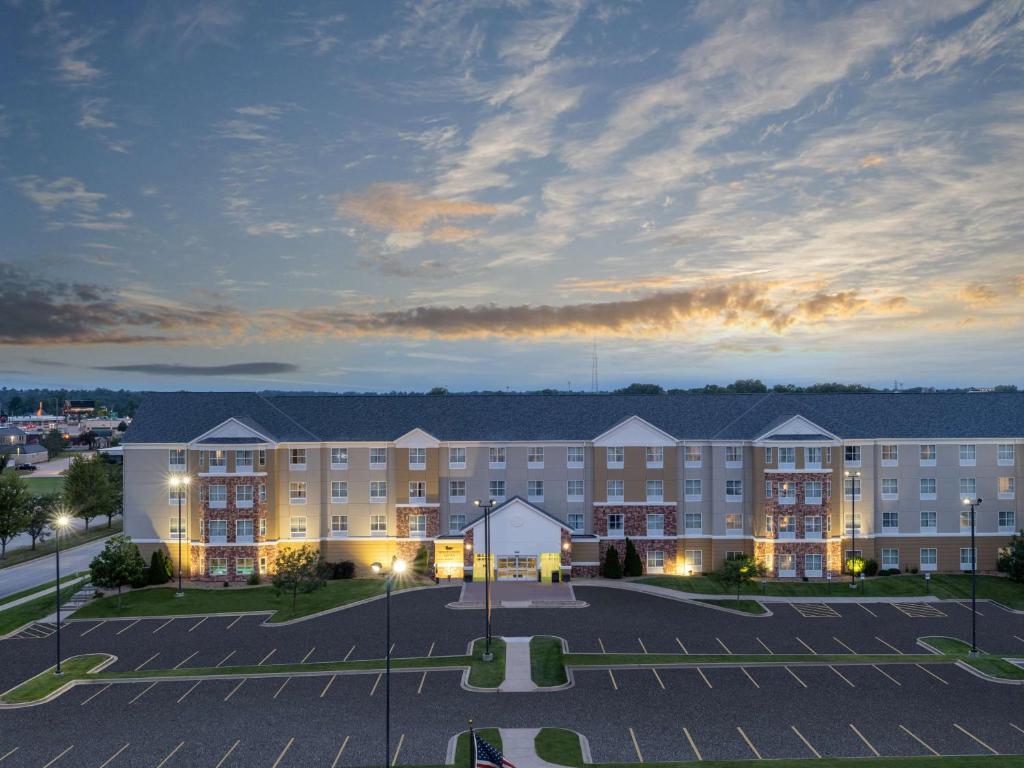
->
[602, 544, 623, 579]
[64, 454, 112, 530]
[997, 530, 1024, 583]
[713, 554, 765, 600]
[622, 537, 644, 577]
[25, 495, 55, 550]
[272, 544, 326, 611]
[149, 549, 173, 585]
[412, 545, 431, 578]
[0, 471, 31, 559]
[90, 534, 145, 608]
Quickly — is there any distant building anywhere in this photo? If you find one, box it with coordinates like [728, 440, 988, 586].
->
[64, 400, 96, 419]
[0, 426, 48, 464]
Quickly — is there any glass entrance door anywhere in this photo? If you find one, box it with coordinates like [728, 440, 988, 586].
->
[496, 555, 537, 580]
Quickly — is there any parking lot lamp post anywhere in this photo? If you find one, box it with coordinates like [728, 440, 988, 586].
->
[53, 514, 71, 675]
[962, 496, 982, 656]
[372, 557, 406, 768]
[473, 498, 496, 662]
[844, 470, 861, 587]
[169, 475, 190, 597]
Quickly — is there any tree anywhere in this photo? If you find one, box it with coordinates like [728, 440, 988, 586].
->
[149, 549, 173, 585]
[39, 429, 67, 456]
[622, 537, 644, 576]
[0, 472, 31, 558]
[428, 387, 449, 395]
[90, 534, 145, 608]
[63, 454, 113, 530]
[104, 461, 123, 527]
[412, 545, 431, 578]
[272, 545, 326, 610]
[713, 555, 765, 599]
[614, 383, 665, 395]
[726, 379, 768, 393]
[997, 530, 1024, 582]
[25, 495, 55, 550]
[601, 544, 623, 579]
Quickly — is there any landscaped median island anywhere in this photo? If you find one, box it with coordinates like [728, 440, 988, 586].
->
[921, 636, 1024, 681]
[530, 635, 568, 687]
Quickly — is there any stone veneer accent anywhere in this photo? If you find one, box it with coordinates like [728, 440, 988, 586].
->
[592, 504, 677, 537]
[193, 475, 272, 581]
[463, 529, 474, 567]
[760, 471, 839, 577]
[395, 506, 441, 538]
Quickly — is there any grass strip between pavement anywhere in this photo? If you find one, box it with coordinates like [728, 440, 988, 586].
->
[530, 636, 568, 686]
[0, 520, 121, 569]
[0, 572, 86, 608]
[922, 636, 1024, 680]
[695, 598, 767, 614]
[0, 583, 83, 636]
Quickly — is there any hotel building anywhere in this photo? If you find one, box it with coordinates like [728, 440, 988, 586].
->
[122, 392, 1022, 581]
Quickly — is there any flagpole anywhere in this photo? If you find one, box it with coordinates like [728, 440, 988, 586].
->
[468, 719, 475, 768]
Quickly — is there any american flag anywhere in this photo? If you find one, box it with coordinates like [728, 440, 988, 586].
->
[474, 733, 516, 768]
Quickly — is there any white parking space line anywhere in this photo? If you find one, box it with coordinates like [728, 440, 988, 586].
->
[173, 651, 199, 669]
[915, 664, 949, 685]
[598, 638, 608, 654]
[716, 637, 732, 654]
[271, 738, 294, 768]
[899, 724, 939, 756]
[214, 741, 240, 768]
[343, 645, 356, 662]
[188, 617, 207, 633]
[301, 647, 316, 663]
[224, 680, 246, 701]
[736, 727, 762, 760]
[893, 603, 947, 618]
[954, 723, 998, 754]
[0, 748, 16, 764]
[741, 668, 760, 689]
[955, 601, 984, 616]
[391, 733, 405, 766]
[795, 637, 817, 654]
[858, 604, 877, 618]
[638, 637, 648, 654]
[607, 670, 618, 690]
[833, 636, 857, 654]
[152, 619, 174, 635]
[417, 671, 428, 694]
[176, 681, 201, 704]
[873, 665, 902, 686]
[675, 637, 688, 654]
[875, 636, 903, 654]
[427, 641, 435, 657]
[829, 666, 855, 687]
[1010, 723, 1024, 736]
[784, 667, 807, 688]
[389, 642, 395, 656]
[135, 653, 160, 671]
[792, 603, 840, 618]
[80, 684, 111, 705]
[258, 649, 277, 666]
[651, 668, 665, 690]
[791, 726, 821, 759]
[696, 668, 713, 689]
[128, 682, 157, 704]
[756, 637, 773, 654]
[849, 724, 880, 757]
[226, 615, 244, 630]
[369, 672, 382, 697]
[628, 728, 643, 762]
[1014, 635, 1024, 645]
[216, 651, 236, 668]
[155, 742, 184, 768]
[273, 678, 291, 700]
[321, 675, 336, 698]
[331, 736, 350, 768]
[79, 621, 105, 636]
[682, 728, 702, 761]
[115, 619, 140, 636]
[40, 746, 73, 768]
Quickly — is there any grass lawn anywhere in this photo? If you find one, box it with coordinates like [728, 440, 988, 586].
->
[0, 654, 110, 705]
[696, 598, 767, 614]
[452, 729, 501, 767]
[467, 638, 506, 688]
[16, 475, 64, 495]
[920, 637, 1024, 680]
[0, 520, 121, 569]
[535, 729, 584, 767]
[0, 583, 83, 636]
[0, 572, 87, 608]
[73, 577, 418, 622]
[530, 636, 568, 686]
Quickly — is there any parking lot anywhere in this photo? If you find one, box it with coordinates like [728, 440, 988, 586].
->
[0, 583, 1022, 766]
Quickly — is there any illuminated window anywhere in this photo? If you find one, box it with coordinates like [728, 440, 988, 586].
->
[645, 446, 663, 468]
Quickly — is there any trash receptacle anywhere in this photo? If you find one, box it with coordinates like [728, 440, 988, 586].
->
[552, 571, 560, 583]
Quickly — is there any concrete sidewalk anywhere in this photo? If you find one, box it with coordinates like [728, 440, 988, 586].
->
[498, 729, 564, 768]
[584, 579, 949, 603]
[498, 637, 536, 692]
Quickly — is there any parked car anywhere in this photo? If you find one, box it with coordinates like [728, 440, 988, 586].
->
[15, 463, 37, 472]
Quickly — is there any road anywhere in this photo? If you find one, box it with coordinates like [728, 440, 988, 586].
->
[0, 534, 110, 599]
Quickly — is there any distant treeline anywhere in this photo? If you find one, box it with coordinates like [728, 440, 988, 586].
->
[0, 388, 142, 417]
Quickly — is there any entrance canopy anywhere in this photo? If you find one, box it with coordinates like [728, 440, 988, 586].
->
[463, 497, 570, 581]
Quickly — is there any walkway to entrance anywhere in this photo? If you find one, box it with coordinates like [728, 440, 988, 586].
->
[451, 581, 585, 608]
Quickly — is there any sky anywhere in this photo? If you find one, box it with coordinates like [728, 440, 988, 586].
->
[1, 0, 1022, 393]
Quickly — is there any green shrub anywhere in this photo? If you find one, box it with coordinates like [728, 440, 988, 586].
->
[863, 558, 879, 577]
[622, 538, 643, 577]
[131, 567, 150, 589]
[602, 545, 623, 579]
[335, 561, 355, 579]
[149, 550, 173, 585]
[413, 546, 431, 577]
[247, 571, 261, 586]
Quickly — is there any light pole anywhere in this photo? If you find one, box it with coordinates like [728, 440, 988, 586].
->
[844, 470, 861, 587]
[169, 475, 191, 597]
[473, 498, 496, 662]
[372, 557, 406, 768]
[53, 513, 71, 675]
[962, 496, 982, 656]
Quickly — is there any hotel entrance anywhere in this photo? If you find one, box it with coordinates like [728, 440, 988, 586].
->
[497, 555, 536, 580]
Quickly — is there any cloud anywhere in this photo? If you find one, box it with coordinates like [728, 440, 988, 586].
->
[279, 11, 346, 56]
[94, 362, 299, 376]
[426, 225, 483, 242]
[17, 176, 105, 212]
[78, 98, 116, 130]
[858, 153, 887, 169]
[558, 276, 690, 293]
[960, 282, 1000, 304]
[234, 105, 284, 119]
[339, 183, 497, 233]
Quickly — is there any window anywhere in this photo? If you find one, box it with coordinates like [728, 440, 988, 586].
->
[725, 446, 742, 467]
[567, 446, 585, 468]
[959, 477, 976, 499]
[409, 514, 427, 537]
[646, 513, 664, 534]
[370, 515, 387, 535]
[999, 510, 1016, 532]
[960, 547, 976, 571]
[684, 549, 703, 573]
[449, 480, 466, 502]
[370, 481, 387, 503]
[845, 512, 862, 534]
[259, 518, 266, 537]
[998, 444, 1015, 466]
[489, 479, 506, 501]
[408, 481, 426, 503]
[234, 557, 254, 576]
[804, 553, 823, 577]
[168, 486, 186, 505]
[778, 553, 796, 577]
[236, 484, 253, 508]
[778, 515, 796, 538]
[881, 478, 899, 500]
[844, 475, 861, 501]
[208, 450, 227, 471]
[288, 482, 306, 504]
[606, 479, 623, 502]
[726, 480, 743, 501]
[725, 513, 743, 535]
[684, 512, 702, 534]
[959, 444, 976, 466]
[825, 478, 832, 499]
[236, 450, 253, 470]
[331, 515, 348, 536]
[684, 445, 702, 467]
[528, 480, 544, 502]
[208, 519, 227, 543]
[209, 557, 227, 577]
[646, 479, 664, 502]
[764, 447, 774, 464]
[805, 446, 822, 468]
[920, 478, 937, 500]
[169, 517, 186, 539]
[169, 449, 186, 470]
[881, 444, 898, 466]
[259, 556, 268, 574]
[408, 447, 426, 469]
[778, 447, 795, 468]
[960, 507, 975, 531]
[920, 510, 937, 532]
[331, 481, 348, 503]
[998, 477, 1016, 499]
[685, 479, 702, 501]
[568, 513, 585, 532]
[607, 513, 624, 535]
[919, 444, 936, 465]
[567, 479, 584, 502]
[370, 447, 387, 469]
[449, 514, 466, 534]
[882, 510, 899, 532]
[258, 449, 266, 467]
[489, 446, 506, 468]
[208, 484, 227, 509]
[805, 480, 822, 504]
[805, 515, 822, 537]
[645, 446, 663, 468]
[726, 551, 744, 561]
[448, 447, 466, 468]
[844, 445, 861, 465]
[606, 446, 624, 468]
[778, 482, 796, 504]
[289, 448, 306, 469]
[881, 548, 899, 569]
[764, 480, 773, 499]
[825, 447, 832, 463]
[920, 548, 937, 571]
[528, 446, 544, 468]
[289, 516, 307, 538]
[258, 484, 266, 503]
[646, 550, 665, 572]
[765, 514, 774, 534]
[331, 447, 348, 469]
[236, 519, 253, 543]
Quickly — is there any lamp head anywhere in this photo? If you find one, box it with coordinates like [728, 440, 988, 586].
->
[393, 559, 407, 574]
[55, 514, 71, 529]
[182, 476, 191, 486]
[371, 561, 382, 574]
[473, 499, 481, 507]
[169, 476, 180, 488]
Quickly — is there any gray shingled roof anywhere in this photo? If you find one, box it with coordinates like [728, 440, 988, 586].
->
[123, 391, 1024, 444]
